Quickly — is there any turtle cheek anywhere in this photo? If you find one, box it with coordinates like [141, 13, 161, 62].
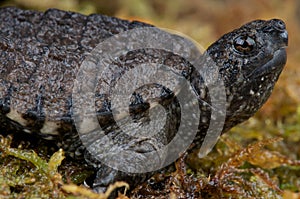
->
[240, 49, 272, 78]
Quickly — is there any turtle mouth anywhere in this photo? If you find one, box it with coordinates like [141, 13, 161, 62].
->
[248, 27, 288, 79]
[250, 47, 287, 79]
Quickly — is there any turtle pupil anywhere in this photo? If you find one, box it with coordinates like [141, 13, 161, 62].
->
[234, 36, 256, 54]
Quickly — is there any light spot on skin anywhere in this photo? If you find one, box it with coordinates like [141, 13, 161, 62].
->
[23, 129, 31, 133]
[201, 116, 208, 123]
[79, 117, 99, 134]
[249, 90, 255, 95]
[200, 90, 206, 99]
[237, 102, 246, 112]
[6, 109, 27, 126]
[40, 121, 60, 135]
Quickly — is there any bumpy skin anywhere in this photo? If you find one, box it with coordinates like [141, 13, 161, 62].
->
[0, 7, 288, 192]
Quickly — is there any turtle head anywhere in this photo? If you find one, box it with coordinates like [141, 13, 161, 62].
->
[206, 19, 288, 131]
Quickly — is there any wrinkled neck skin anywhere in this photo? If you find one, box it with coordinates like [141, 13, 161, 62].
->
[220, 56, 286, 133]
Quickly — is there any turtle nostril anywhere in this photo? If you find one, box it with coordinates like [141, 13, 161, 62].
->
[272, 19, 286, 32]
[262, 19, 287, 33]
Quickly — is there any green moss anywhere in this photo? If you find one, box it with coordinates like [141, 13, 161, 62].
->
[0, 135, 129, 199]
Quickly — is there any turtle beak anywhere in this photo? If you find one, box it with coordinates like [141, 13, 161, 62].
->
[280, 29, 288, 47]
[273, 19, 288, 48]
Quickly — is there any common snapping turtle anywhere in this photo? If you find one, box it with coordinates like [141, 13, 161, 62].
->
[0, 7, 288, 193]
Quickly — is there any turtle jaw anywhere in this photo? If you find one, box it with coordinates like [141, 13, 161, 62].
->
[249, 48, 287, 79]
[253, 26, 289, 78]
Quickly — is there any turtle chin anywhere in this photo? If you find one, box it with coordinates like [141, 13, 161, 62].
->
[251, 48, 287, 79]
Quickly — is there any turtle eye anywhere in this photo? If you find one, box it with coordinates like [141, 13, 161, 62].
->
[233, 35, 256, 54]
